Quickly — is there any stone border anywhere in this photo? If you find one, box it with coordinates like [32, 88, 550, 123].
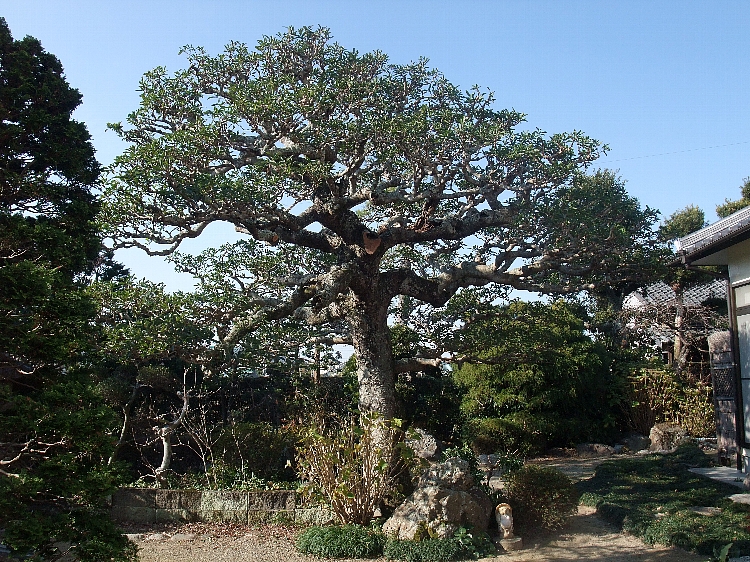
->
[110, 489, 332, 525]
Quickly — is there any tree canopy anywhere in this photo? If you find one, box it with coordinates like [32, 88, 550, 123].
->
[453, 299, 616, 455]
[716, 176, 750, 218]
[103, 26, 661, 419]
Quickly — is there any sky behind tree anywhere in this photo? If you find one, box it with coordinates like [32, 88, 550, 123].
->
[3, 0, 749, 290]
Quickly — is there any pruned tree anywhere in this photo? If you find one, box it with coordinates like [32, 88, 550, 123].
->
[102, 27, 661, 421]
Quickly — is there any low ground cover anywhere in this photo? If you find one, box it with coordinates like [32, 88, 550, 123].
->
[577, 444, 750, 556]
[295, 524, 495, 561]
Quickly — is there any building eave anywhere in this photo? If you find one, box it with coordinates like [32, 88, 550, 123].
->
[676, 206, 750, 264]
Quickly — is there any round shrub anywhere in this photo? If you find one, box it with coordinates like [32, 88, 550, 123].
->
[464, 413, 549, 456]
[295, 525, 384, 558]
[504, 464, 579, 530]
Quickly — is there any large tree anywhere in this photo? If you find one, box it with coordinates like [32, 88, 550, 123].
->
[103, 27, 660, 420]
[0, 18, 136, 561]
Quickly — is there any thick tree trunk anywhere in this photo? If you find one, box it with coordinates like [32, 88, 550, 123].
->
[348, 298, 396, 420]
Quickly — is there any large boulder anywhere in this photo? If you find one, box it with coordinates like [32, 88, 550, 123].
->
[382, 457, 493, 540]
[649, 423, 691, 453]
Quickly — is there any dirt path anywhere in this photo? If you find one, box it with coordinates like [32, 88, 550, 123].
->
[484, 505, 705, 562]
[132, 455, 707, 562]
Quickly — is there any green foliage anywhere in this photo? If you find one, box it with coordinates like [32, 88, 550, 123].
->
[464, 414, 550, 458]
[623, 366, 715, 437]
[297, 413, 411, 525]
[577, 444, 750, 555]
[0, 373, 136, 561]
[658, 205, 707, 242]
[0, 18, 135, 561]
[92, 277, 212, 364]
[530, 170, 664, 293]
[213, 422, 297, 482]
[503, 465, 579, 530]
[383, 527, 495, 562]
[395, 369, 463, 445]
[716, 177, 750, 218]
[384, 537, 465, 562]
[453, 300, 618, 455]
[712, 543, 735, 562]
[295, 523, 496, 561]
[296, 525, 385, 558]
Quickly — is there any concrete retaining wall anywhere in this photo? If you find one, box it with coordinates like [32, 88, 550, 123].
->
[110, 488, 331, 525]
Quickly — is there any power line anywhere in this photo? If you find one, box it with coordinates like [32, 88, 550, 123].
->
[597, 140, 750, 164]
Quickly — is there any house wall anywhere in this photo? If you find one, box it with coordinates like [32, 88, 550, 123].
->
[728, 238, 750, 285]
[728, 242, 750, 472]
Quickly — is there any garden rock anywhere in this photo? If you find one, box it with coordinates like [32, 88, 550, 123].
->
[406, 428, 444, 461]
[382, 457, 493, 540]
[575, 443, 614, 458]
[621, 433, 650, 452]
[730, 493, 750, 505]
[649, 423, 691, 452]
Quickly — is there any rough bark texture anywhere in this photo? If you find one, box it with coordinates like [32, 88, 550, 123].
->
[348, 296, 395, 418]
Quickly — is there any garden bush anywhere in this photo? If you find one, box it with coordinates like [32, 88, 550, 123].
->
[295, 524, 494, 561]
[504, 464, 579, 530]
[622, 366, 715, 438]
[463, 413, 549, 457]
[296, 525, 384, 558]
[383, 537, 464, 562]
[383, 527, 495, 562]
[454, 300, 620, 455]
[296, 413, 412, 524]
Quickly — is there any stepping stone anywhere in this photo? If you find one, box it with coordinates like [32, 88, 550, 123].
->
[144, 533, 167, 541]
[124, 534, 143, 541]
[689, 506, 722, 516]
[169, 533, 197, 541]
[729, 493, 750, 505]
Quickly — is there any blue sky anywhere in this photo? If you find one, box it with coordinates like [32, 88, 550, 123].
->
[4, 1, 750, 290]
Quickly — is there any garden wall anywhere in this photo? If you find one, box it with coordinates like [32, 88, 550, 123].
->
[110, 488, 330, 525]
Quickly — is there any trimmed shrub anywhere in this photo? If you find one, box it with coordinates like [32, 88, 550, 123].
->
[383, 537, 464, 562]
[383, 526, 496, 562]
[504, 465, 579, 530]
[295, 525, 384, 558]
[464, 413, 549, 457]
[454, 300, 620, 454]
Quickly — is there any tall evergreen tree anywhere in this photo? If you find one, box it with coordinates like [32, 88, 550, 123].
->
[0, 18, 136, 561]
